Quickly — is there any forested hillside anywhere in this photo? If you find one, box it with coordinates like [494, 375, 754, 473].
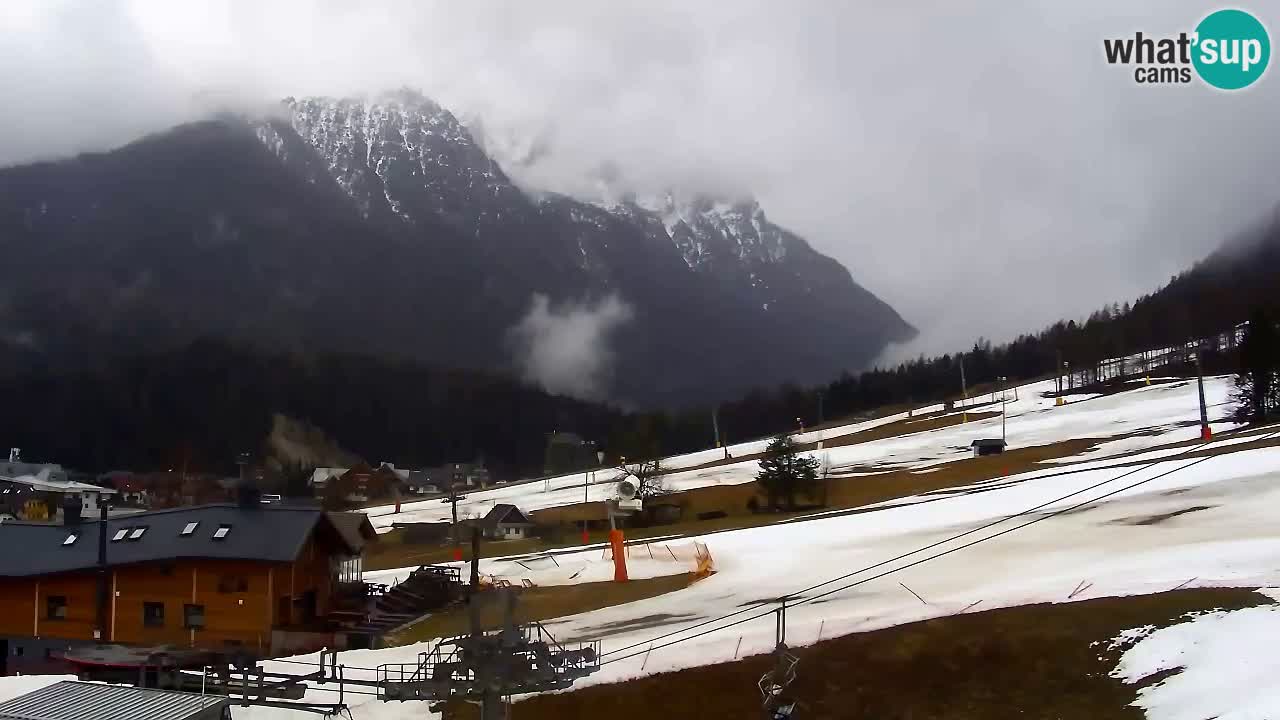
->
[3, 214, 1275, 477]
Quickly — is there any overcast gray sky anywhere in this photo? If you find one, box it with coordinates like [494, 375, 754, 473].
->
[2, 1, 1277, 362]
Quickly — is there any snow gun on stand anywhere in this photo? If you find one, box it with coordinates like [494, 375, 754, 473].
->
[605, 475, 643, 582]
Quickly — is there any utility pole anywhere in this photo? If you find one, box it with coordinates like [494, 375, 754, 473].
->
[94, 502, 108, 642]
[960, 356, 969, 423]
[1195, 349, 1212, 440]
[236, 452, 250, 484]
[469, 526, 481, 591]
[584, 450, 605, 545]
[713, 406, 730, 458]
[449, 482, 462, 562]
[999, 376, 1008, 443]
[1056, 350, 1067, 407]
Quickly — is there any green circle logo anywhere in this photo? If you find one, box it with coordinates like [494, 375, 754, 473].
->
[1192, 9, 1270, 90]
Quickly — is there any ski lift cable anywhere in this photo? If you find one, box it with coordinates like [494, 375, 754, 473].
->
[791, 432, 1277, 608]
[599, 426, 1280, 666]
[601, 425, 1252, 659]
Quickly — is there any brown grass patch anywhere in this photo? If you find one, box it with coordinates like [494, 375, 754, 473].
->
[365, 532, 552, 571]
[671, 411, 1002, 475]
[513, 587, 1271, 720]
[371, 435, 1106, 571]
[387, 574, 697, 646]
[370, 423, 1280, 573]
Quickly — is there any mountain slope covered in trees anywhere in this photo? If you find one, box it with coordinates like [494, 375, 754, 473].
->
[702, 212, 1280, 445]
[0, 92, 913, 407]
[2, 212, 1274, 479]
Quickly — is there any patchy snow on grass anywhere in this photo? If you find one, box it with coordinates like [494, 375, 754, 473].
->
[1111, 604, 1280, 719]
[1100, 624, 1156, 651]
[1257, 587, 1280, 603]
[365, 376, 1243, 533]
[3, 441, 1280, 717]
[0, 378, 1274, 719]
[366, 540, 706, 589]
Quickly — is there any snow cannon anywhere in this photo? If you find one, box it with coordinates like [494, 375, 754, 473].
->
[615, 476, 642, 513]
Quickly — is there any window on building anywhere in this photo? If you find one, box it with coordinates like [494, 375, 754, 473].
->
[111, 528, 128, 542]
[128, 527, 146, 540]
[183, 604, 205, 630]
[217, 575, 249, 593]
[334, 556, 363, 584]
[212, 524, 231, 540]
[46, 596, 67, 620]
[62, 534, 77, 546]
[143, 602, 164, 628]
[180, 521, 199, 536]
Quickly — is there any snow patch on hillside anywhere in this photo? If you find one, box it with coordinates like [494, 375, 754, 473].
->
[1112, 604, 1280, 719]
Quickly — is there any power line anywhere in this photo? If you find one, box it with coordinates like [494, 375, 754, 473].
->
[600, 427, 1279, 666]
[793, 434, 1275, 608]
[269, 657, 382, 673]
[601, 604, 777, 668]
[600, 429, 1221, 660]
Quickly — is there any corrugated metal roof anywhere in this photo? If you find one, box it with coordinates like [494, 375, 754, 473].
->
[0, 681, 228, 720]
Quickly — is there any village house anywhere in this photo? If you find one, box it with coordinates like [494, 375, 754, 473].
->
[404, 470, 441, 495]
[309, 467, 347, 492]
[318, 463, 403, 508]
[423, 462, 490, 490]
[0, 470, 116, 523]
[478, 504, 535, 540]
[0, 498, 376, 675]
[116, 472, 237, 510]
[0, 449, 70, 485]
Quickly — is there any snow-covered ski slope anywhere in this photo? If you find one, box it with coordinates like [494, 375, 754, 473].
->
[254, 434, 1280, 720]
[3, 375, 1274, 720]
[366, 376, 1237, 531]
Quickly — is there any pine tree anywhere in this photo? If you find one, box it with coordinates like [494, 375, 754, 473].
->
[1232, 309, 1280, 424]
[755, 435, 820, 511]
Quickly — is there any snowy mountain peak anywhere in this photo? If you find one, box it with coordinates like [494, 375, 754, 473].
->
[261, 92, 518, 226]
[262, 93, 793, 274]
[608, 193, 786, 270]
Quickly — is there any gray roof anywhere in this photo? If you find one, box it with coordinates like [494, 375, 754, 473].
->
[0, 473, 115, 495]
[328, 511, 377, 552]
[0, 504, 352, 578]
[484, 504, 533, 527]
[0, 681, 229, 720]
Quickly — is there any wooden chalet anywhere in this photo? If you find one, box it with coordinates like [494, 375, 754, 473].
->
[320, 463, 401, 507]
[0, 502, 376, 675]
